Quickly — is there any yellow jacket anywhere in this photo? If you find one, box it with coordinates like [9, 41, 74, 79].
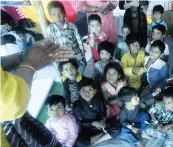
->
[0, 67, 30, 147]
[121, 50, 145, 89]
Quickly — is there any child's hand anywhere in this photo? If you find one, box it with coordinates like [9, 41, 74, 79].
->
[89, 35, 95, 47]
[92, 121, 105, 130]
[131, 127, 139, 134]
[161, 126, 169, 132]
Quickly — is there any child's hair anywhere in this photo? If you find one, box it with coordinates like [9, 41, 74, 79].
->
[98, 41, 115, 57]
[58, 59, 78, 73]
[45, 95, 66, 108]
[122, 24, 131, 32]
[1, 34, 16, 45]
[162, 85, 173, 99]
[152, 24, 166, 35]
[47, 1, 66, 15]
[118, 86, 138, 103]
[88, 14, 101, 25]
[79, 78, 96, 91]
[126, 33, 139, 45]
[153, 5, 164, 14]
[151, 40, 165, 54]
[103, 62, 125, 81]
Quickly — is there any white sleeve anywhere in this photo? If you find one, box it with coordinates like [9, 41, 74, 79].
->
[145, 43, 150, 54]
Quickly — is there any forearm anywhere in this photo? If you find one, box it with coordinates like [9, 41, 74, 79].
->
[150, 113, 157, 123]
[83, 2, 98, 13]
[124, 2, 134, 10]
[164, 123, 173, 130]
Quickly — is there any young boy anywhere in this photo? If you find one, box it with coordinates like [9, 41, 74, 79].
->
[144, 40, 168, 90]
[47, 1, 85, 64]
[121, 33, 145, 89]
[93, 41, 118, 83]
[83, 14, 110, 62]
[148, 5, 168, 32]
[145, 24, 169, 61]
[118, 86, 150, 147]
[45, 95, 79, 147]
[146, 86, 173, 147]
[73, 78, 120, 146]
[59, 59, 89, 111]
[114, 25, 131, 61]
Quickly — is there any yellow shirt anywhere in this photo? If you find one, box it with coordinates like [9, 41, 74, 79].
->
[0, 67, 30, 146]
[121, 50, 145, 89]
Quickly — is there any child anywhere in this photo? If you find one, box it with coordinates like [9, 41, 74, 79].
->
[146, 86, 173, 147]
[47, 1, 85, 64]
[93, 41, 118, 83]
[114, 25, 131, 61]
[101, 62, 126, 120]
[121, 33, 145, 89]
[118, 87, 150, 147]
[83, 14, 110, 62]
[144, 40, 168, 90]
[59, 59, 89, 111]
[145, 24, 169, 61]
[45, 95, 79, 147]
[149, 5, 168, 32]
[73, 78, 120, 146]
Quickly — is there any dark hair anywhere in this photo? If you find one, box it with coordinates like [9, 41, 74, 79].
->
[162, 85, 173, 99]
[151, 40, 165, 54]
[153, 5, 164, 14]
[103, 62, 125, 81]
[79, 78, 96, 91]
[45, 95, 66, 107]
[152, 24, 166, 35]
[126, 33, 139, 45]
[122, 24, 131, 32]
[88, 14, 101, 24]
[98, 41, 115, 57]
[47, 1, 66, 16]
[58, 59, 78, 73]
[118, 86, 138, 102]
[1, 34, 16, 45]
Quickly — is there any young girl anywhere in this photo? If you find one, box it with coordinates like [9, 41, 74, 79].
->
[101, 62, 126, 120]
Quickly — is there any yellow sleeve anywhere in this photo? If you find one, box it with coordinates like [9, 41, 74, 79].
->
[0, 67, 30, 121]
[121, 54, 133, 76]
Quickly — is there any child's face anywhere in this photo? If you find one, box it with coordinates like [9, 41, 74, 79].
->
[80, 86, 97, 102]
[47, 102, 65, 118]
[122, 27, 130, 40]
[149, 47, 161, 61]
[100, 50, 111, 62]
[163, 97, 173, 111]
[131, 95, 140, 105]
[49, 7, 65, 22]
[129, 41, 140, 54]
[152, 29, 163, 40]
[89, 20, 101, 35]
[106, 68, 120, 85]
[62, 63, 77, 80]
[153, 12, 162, 21]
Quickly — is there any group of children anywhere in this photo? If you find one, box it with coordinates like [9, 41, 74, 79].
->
[42, 1, 173, 147]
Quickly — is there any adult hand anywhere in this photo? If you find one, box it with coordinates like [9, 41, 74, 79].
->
[22, 38, 75, 70]
[92, 121, 104, 130]
[131, 127, 138, 134]
[132, 67, 140, 75]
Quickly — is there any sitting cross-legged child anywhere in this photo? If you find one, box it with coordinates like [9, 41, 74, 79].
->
[114, 24, 131, 61]
[101, 62, 126, 120]
[146, 86, 173, 147]
[45, 95, 79, 147]
[118, 87, 150, 147]
[93, 41, 119, 83]
[59, 59, 89, 112]
[73, 78, 120, 147]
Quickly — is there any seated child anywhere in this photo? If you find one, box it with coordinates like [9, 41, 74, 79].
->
[146, 24, 169, 61]
[93, 41, 118, 83]
[118, 87, 150, 147]
[47, 1, 85, 64]
[146, 86, 173, 147]
[73, 78, 120, 146]
[101, 62, 126, 120]
[83, 14, 110, 62]
[45, 95, 79, 147]
[121, 33, 145, 89]
[114, 24, 131, 61]
[144, 40, 168, 90]
[59, 59, 89, 111]
[148, 5, 168, 33]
